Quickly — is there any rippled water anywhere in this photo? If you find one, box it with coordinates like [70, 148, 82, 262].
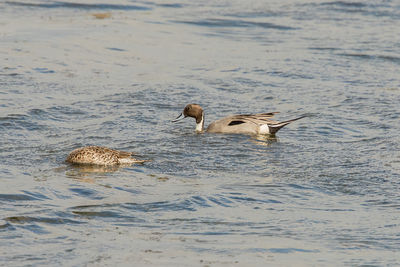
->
[1, 0, 400, 266]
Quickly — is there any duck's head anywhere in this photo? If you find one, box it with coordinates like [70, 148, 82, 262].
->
[172, 104, 204, 124]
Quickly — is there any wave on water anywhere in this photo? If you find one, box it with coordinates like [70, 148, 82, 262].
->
[320, 1, 368, 8]
[5, 1, 150, 11]
[172, 18, 297, 30]
[336, 53, 400, 64]
[4, 215, 82, 225]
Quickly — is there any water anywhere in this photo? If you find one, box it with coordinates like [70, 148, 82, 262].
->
[1, 0, 400, 265]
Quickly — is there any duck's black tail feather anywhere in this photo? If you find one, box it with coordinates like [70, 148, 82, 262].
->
[268, 115, 306, 135]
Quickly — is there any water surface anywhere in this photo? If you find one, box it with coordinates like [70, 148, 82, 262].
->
[1, 0, 400, 266]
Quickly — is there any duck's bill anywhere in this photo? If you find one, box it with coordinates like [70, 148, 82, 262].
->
[172, 113, 185, 122]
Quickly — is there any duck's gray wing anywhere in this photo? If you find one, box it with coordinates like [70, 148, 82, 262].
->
[226, 112, 280, 126]
[226, 113, 305, 135]
[206, 112, 279, 134]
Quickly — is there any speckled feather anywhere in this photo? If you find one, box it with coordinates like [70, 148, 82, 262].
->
[66, 146, 146, 166]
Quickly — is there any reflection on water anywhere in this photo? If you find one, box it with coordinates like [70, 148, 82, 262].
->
[251, 134, 278, 146]
[67, 164, 121, 174]
[65, 161, 150, 182]
[1, 0, 400, 266]
[64, 164, 119, 183]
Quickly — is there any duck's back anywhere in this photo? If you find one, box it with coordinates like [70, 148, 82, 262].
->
[206, 116, 259, 135]
[66, 146, 131, 165]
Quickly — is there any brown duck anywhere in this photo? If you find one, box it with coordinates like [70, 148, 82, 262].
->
[66, 146, 147, 166]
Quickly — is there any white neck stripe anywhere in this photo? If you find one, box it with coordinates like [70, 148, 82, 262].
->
[195, 115, 204, 132]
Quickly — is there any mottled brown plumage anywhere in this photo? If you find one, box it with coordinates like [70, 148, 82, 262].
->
[66, 146, 147, 166]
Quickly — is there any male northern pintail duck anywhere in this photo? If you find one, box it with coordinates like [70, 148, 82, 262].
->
[172, 104, 305, 135]
[66, 146, 148, 166]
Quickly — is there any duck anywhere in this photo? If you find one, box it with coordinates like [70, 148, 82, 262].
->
[66, 146, 148, 166]
[172, 104, 305, 135]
